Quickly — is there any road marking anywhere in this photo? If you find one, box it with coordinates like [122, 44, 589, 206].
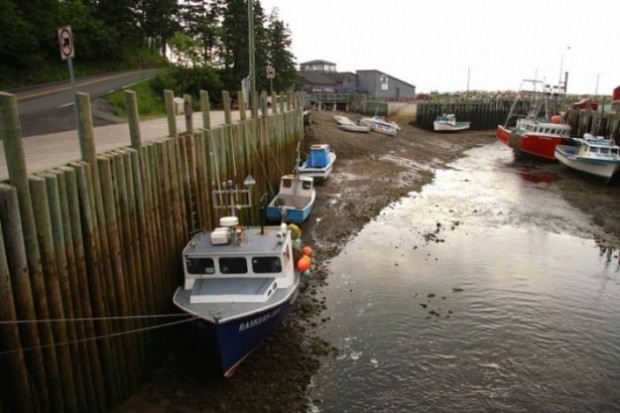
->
[15, 72, 151, 101]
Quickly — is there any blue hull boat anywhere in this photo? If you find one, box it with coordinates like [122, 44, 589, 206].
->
[265, 174, 316, 224]
[173, 214, 302, 377]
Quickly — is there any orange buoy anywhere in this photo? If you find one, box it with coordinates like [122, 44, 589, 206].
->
[551, 115, 563, 124]
[297, 256, 311, 271]
[302, 246, 314, 256]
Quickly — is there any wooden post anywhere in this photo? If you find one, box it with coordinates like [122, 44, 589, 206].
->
[200, 90, 211, 130]
[0, 185, 50, 413]
[0, 92, 64, 412]
[164, 89, 178, 138]
[0, 193, 33, 412]
[30, 176, 79, 413]
[73, 162, 119, 407]
[124, 90, 142, 149]
[279, 90, 285, 113]
[60, 166, 107, 412]
[238, 90, 247, 121]
[42, 173, 88, 412]
[184, 93, 193, 134]
[260, 91, 268, 118]
[223, 91, 232, 125]
[271, 90, 278, 115]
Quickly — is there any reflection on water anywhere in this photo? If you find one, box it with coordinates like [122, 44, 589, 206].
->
[309, 142, 620, 412]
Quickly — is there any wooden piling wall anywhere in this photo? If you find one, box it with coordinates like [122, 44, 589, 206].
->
[0, 90, 302, 412]
[415, 99, 620, 140]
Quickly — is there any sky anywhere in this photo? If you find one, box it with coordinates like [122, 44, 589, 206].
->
[259, 0, 619, 96]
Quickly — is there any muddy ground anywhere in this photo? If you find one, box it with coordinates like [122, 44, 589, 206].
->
[117, 110, 620, 413]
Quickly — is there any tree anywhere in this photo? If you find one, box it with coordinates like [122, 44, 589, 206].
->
[264, 8, 297, 92]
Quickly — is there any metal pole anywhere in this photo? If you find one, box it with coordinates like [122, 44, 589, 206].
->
[248, 0, 257, 119]
[67, 57, 79, 131]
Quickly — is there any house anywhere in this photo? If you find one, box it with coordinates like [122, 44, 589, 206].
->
[298, 60, 416, 101]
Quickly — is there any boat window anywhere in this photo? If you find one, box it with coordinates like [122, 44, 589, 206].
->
[302, 181, 312, 190]
[601, 148, 610, 154]
[219, 257, 248, 274]
[252, 257, 282, 273]
[186, 258, 215, 274]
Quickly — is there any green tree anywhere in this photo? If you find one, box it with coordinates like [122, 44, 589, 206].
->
[264, 8, 297, 92]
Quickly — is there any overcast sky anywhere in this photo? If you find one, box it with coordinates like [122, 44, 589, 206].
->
[259, 0, 618, 96]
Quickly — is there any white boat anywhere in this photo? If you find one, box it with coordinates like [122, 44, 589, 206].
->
[297, 144, 337, 181]
[333, 115, 371, 133]
[265, 174, 316, 223]
[338, 123, 370, 133]
[359, 116, 398, 136]
[173, 179, 304, 377]
[555, 134, 620, 181]
[433, 114, 471, 132]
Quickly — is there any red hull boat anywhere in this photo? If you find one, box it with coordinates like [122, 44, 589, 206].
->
[497, 79, 572, 160]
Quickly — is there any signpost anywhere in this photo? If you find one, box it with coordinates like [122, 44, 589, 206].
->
[266, 64, 275, 95]
[58, 25, 78, 130]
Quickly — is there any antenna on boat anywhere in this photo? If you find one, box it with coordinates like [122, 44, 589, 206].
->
[211, 174, 256, 217]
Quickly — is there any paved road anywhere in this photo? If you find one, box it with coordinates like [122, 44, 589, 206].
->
[0, 110, 247, 182]
[9, 68, 166, 137]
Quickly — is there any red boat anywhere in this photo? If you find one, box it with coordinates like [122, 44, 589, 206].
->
[497, 79, 572, 160]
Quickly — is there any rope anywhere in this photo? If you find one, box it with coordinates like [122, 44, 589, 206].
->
[0, 313, 194, 324]
[0, 315, 199, 356]
[209, 130, 224, 205]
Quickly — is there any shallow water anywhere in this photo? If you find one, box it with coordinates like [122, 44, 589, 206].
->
[309, 142, 620, 412]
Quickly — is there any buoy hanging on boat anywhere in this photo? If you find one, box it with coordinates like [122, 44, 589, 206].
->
[302, 269, 312, 277]
[287, 223, 302, 240]
[297, 255, 311, 271]
[551, 115, 563, 124]
[302, 246, 313, 256]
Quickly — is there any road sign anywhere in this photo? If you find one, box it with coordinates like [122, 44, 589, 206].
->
[266, 65, 275, 79]
[58, 26, 74, 60]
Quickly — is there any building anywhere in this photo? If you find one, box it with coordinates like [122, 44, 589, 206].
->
[298, 60, 416, 101]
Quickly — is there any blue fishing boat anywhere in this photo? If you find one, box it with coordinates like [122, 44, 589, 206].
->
[265, 174, 316, 224]
[298, 144, 337, 181]
[173, 178, 303, 377]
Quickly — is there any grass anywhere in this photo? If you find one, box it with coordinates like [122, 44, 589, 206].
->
[105, 78, 166, 118]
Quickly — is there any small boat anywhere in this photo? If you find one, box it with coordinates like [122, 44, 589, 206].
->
[173, 179, 304, 377]
[265, 174, 316, 224]
[497, 79, 572, 160]
[333, 115, 371, 133]
[555, 133, 620, 180]
[359, 116, 399, 136]
[338, 123, 370, 133]
[297, 143, 337, 181]
[433, 114, 471, 132]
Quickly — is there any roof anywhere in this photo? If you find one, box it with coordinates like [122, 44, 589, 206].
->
[356, 69, 416, 88]
[300, 59, 336, 66]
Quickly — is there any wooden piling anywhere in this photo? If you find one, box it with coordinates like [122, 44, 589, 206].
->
[125, 90, 142, 150]
[200, 90, 211, 131]
[164, 90, 178, 139]
[0, 194, 33, 413]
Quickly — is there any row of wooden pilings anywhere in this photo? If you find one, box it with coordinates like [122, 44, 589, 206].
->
[414, 99, 620, 139]
[0, 88, 304, 412]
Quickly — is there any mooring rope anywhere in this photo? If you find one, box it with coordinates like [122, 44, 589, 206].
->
[0, 315, 200, 356]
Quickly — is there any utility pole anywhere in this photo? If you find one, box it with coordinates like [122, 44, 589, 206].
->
[248, 0, 257, 119]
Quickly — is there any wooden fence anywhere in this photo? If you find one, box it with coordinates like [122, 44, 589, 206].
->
[0, 89, 303, 412]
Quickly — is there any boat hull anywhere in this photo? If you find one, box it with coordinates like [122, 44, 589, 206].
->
[265, 203, 313, 223]
[555, 145, 620, 179]
[497, 126, 565, 160]
[298, 152, 336, 181]
[178, 285, 299, 377]
[433, 121, 471, 132]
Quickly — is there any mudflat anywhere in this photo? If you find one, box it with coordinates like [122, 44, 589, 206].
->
[117, 110, 620, 413]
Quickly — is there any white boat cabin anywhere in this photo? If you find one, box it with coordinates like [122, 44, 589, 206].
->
[516, 118, 571, 137]
[182, 218, 296, 304]
[273, 174, 314, 209]
[576, 134, 620, 159]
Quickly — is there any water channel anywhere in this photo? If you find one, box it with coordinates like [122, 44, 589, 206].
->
[309, 142, 620, 412]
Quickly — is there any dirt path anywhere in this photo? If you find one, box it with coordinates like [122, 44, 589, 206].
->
[117, 110, 620, 413]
